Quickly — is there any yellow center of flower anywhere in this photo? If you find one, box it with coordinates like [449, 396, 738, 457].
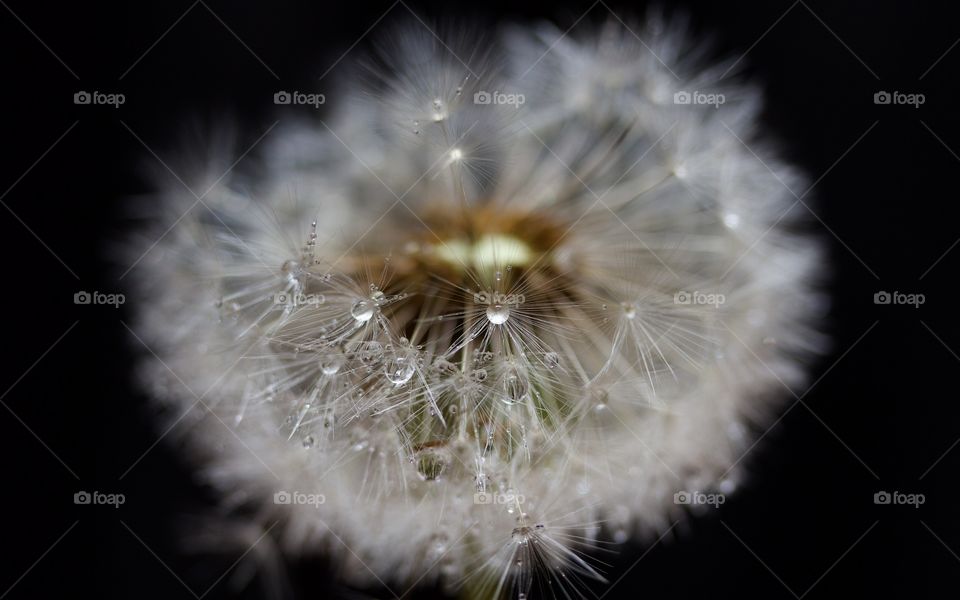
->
[434, 233, 535, 271]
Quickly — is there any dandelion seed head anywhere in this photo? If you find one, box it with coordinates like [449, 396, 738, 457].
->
[130, 12, 826, 599]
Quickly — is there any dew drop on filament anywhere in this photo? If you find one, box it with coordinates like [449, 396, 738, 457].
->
[320, 353, 344, 376]
[351, 299, 375, 322]
[486, 304, 510, 325]
[384, 355, 415, 385]
[433, 358, 457, 376]
[502, 369, 530, 405]
[544, 352, 560, 368]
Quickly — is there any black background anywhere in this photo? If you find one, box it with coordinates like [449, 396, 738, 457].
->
[1, 0, 958, 598]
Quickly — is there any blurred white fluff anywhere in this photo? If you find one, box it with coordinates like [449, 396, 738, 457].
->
[130, 13, 826, 599]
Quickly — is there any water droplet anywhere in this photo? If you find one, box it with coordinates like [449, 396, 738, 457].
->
[416, 450, 446, 481]
[622, 303, 637, 319]
[723, 213, 741, 229]
[544, 352, 560, 368]
[486, 304, 510, 325]
[502, 369, 530, 405]
[433, 359, 458, 375]
[320, 353, 344, 376]
[302, 435, 315, 448]
[472, 368, 487, 382]
[431, 99, 446, 121]
[590, 387, 609, 411]
[353, 341, 383, 364]
[351, 299, 375, 322]
[384, 355, 415, 385]
[371, 290, 385, 303]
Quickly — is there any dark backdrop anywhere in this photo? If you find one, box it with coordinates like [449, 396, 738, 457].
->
[0, 1, 957, 598]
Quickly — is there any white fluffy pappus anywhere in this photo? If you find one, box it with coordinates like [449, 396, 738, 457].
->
[129, 13, 828, 600]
